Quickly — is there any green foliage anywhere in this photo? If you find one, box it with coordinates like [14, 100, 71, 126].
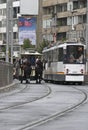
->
[37, 39, 49, 53]
[61, 37, 67, 42]
[2, 46, 6, 52]
[22, 39, 35, 49]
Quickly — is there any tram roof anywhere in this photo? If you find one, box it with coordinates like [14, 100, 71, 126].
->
[42, 41, 85, 53]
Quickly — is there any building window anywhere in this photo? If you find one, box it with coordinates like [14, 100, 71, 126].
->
[73, 1, 78, 10]
[3, 9, 6, 16]
[2, 19, 6, 27]
[57, 32, 66, 41]
[0, 21, 2, 27]
[0, 9, 2, 15]
[13, 19, 18, 27]
[0, 0, 6, 4]
[57, 3, 67, 12]
[79, 0, 86, 8]
[13, 32, 17, 39]
[57, 18, 67, 26]
[13, 7, 20, 18]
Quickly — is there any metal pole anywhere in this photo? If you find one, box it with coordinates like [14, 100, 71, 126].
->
[52, 5, 57, 43]
[6, 0, 9, 62]
[86, 0, 88, 74]
[54, 5, 57, 43]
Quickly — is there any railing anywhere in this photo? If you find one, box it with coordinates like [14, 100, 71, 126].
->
[0, 61, 13, 87]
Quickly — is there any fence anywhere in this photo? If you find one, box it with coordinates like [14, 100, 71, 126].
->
[0, 61, 13, 87]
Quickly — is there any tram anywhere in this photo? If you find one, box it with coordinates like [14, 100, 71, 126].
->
[20, 50, 42, 81]
[42, 41, 87, 84]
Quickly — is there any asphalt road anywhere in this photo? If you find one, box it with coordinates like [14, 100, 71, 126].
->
[0, 80, 88, 130]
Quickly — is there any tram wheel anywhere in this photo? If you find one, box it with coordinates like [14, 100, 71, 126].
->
[44, 80, 48, 83]
[21, 80, 23, 83]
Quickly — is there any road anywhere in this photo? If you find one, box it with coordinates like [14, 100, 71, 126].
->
[0, 80, 88, 130]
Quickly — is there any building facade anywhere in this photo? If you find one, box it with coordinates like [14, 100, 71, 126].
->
[42, 0, 86, 43]
[0, 0, 19, 45]
[0, 0, 42, 59]
[0, 0, 87, 59]
[0, 0, 20, 59]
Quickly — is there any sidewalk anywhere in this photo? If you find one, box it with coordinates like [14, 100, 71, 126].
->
[0, 79, 19, 91]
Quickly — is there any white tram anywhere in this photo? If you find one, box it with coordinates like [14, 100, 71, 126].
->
[42, 41, 87, 84]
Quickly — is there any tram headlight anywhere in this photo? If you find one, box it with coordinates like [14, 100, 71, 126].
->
[80, 69, 83, 74]
[66, 69, 69, 74]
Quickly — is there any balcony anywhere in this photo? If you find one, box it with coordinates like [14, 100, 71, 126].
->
[43, 0, 69, 7]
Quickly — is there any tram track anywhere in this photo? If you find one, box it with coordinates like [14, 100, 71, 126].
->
[0, 83, 28, 99]
[0, 83, 52, 111]
[0, 82, 87, 130]
[16, 84, 88, 130]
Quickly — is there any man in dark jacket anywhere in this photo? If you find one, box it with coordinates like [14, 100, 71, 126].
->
[35, 58, 43, 83]
[21, 59, 32, 83]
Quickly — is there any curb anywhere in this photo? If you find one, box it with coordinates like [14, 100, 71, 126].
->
[0, 80, 20, 91]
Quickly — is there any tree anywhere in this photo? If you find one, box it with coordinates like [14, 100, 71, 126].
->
[22, 39, 35, 49]
[2, 46, 6, 52]
[37, 39, 49, 53]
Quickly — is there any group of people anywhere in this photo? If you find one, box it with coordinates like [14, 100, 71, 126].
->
[13, 56, 43, 84]
[69, 52, 83, 63]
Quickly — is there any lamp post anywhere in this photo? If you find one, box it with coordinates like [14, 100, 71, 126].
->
[6, 0, 13, 63]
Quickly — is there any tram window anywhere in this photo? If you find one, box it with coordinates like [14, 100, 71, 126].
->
[47, 50, 52, 67]
[43, 52, 48, 62]
[56, 49, 58, 61]
[53, 49, 58, 62]
[48, 50, 52, 62]
[50, 50, 53, 62]
[58, 48, 63, 61]
[66, 45, 84, 64]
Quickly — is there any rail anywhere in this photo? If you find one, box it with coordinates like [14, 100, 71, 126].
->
[0, 61, 13, 87]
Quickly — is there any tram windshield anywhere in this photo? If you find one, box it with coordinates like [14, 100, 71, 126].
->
[64, 45, 85, 64]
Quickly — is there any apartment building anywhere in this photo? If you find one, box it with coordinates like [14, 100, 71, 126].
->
[42, 0, 86, 43]
[0, 0, 42, 59]
[0, 0, 20, 58]
[0, 0, 87, 59]
[0, 0, 19, 44]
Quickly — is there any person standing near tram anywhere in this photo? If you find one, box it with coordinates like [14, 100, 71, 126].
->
[35, 57, 43, 83]
[20, 58, 32, 84]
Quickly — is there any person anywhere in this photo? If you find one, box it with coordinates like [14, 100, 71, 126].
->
[19, 57, 23, 67]
[76, 54, 83, 63]
[13, 58, 20, 79]
[20, 59, 32, 83]
[76, 47, 83, 63]
[35, 58, 43, 83]
[69, 53, 75, 63]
